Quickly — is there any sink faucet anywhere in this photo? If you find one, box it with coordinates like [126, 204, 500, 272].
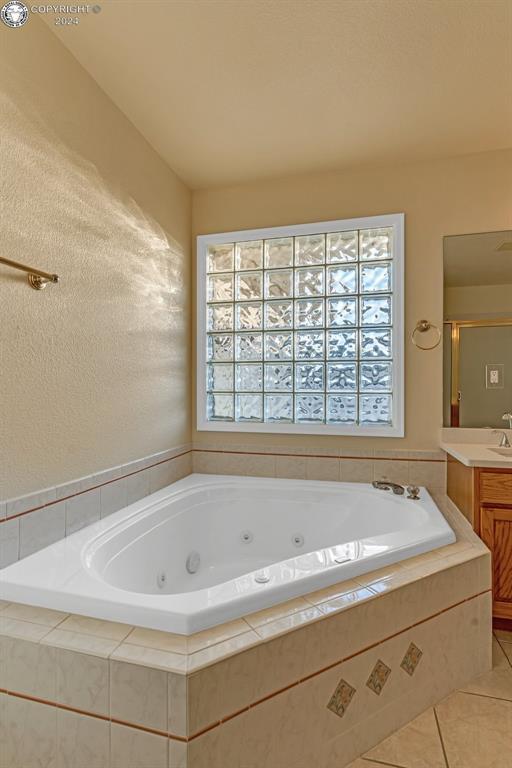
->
[502, 412, 512, 429]
[493, 430, 511, 448]
[372, 481, 405, 495]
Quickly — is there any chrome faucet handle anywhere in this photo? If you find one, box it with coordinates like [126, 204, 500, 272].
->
[493, 430, 511, 448]
[372, 481, 405, 495]
[406, 486, 420, 500]
[502, 412, 512, 430]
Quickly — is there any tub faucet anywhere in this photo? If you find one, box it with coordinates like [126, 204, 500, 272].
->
[372, 481, 405, 495]
[493, 430, 511, 448]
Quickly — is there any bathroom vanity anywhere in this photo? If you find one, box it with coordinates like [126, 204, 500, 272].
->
[444, 443, 512, 623]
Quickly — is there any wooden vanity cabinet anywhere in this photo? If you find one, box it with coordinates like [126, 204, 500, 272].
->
[447, 456, 512, 621]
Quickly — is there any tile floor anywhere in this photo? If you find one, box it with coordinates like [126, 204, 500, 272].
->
[347, 629, 512, 768]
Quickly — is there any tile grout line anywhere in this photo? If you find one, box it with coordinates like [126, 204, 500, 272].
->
[361, 756, 409, 768]
[2, 689, 188, 743]
[495, 636, 512, 670]
[458, 689, 512, 705]
[433, 704, 451, 768]
[193, 447, 444, 463]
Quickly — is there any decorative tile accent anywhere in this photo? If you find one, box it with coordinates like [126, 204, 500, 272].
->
[326, 678, 356, 717]
[366, 659, 391, 695]
[401, 642, 423, 676]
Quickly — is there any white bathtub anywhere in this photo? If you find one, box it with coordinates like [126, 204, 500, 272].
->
[0, 474, 455, 634]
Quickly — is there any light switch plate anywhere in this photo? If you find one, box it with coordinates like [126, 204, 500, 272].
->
[486, 363, 504, 389]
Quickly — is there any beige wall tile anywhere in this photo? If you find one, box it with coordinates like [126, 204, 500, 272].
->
[1, 603, 67, 628]
[245, 597, 311, 629]
[149, 461, 179, 493]
[186, 630, 260, 673]
[2, 694, 57, 768]
[253, 606, 323, 641]
[188, 645, 259, 735]
[126, 626, 188, 655]
[125, 470, 151, 505]
[100, 478, 127, 517]
[275, 455, 306, 479]
[110, 723, 168, 768]
[19, 502, 66, 558]
[42, 628, 120, 658]
[194, 450, 276, 477]
[192, 450, 224, 474]
[317, 587, 375, 616]
[339, 459, 373, 483]
[0, 615, 53, 642]
[0, 517, 19, 568]
[252, 627, 308, 703]
[187, 618, 251, 654]
[187, 712, 247, 768]
[2, 637, 55, 700]
[65, 489, 101, 535]
[171, 452, 193, 482]
[409, 461, 447, 492]
[56, 709, 109, 768]
[57, 614, 132, 642]
[305, 456, 340, 481]
[169, 672, 187, 738]
[111, 641, 187, 674]
[56, 649, 109, 716]
[226, 452, 276, 477]
[110, 659, 168, 731]
[169, 739, 188, 768]
[373, 459, 410, 485]
[305, 576, 365, 605]
[237, 685, 309, 768]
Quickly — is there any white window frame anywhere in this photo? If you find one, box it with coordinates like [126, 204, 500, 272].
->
[196, 213, 404, 437]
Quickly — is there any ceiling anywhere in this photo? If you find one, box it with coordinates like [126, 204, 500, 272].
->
[46, 0, 512, 189]
[444, 231, 512, 287]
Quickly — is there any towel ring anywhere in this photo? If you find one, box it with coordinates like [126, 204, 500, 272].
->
[411, 320, 441, 350]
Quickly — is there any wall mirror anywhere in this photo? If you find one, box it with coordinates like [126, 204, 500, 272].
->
[443, 230, 512, 428]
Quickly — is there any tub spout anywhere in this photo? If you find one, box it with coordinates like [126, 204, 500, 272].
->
[372, 481, 405, 495]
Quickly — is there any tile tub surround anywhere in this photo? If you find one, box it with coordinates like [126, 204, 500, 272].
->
[0, 495, 492, 767]
[346, 631, 512, 768]
[0, 445, 193, 567]
[192, 443, 447, 490]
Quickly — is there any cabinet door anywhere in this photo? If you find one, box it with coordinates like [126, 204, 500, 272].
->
[480, 506, 512, 620]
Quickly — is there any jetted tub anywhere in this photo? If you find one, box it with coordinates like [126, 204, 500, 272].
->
[0, 474, 455, 634]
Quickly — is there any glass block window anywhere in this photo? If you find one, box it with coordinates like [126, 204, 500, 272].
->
[197, 214, 404, 436]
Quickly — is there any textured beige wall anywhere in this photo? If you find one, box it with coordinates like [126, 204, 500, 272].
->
[192, 149, 512, 452]
[0, 19, 191, 499]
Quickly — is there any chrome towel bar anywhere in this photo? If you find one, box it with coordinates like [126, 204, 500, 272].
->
[0, 256, 60, 290]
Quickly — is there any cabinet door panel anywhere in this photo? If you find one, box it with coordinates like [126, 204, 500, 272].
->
[480, 472, 512, 504]
[481, 506, 512, 619]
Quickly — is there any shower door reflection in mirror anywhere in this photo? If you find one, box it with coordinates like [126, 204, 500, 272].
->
[443, 231, 512, 428]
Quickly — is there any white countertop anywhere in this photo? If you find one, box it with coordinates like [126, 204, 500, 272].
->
[441, 442, 512, 468]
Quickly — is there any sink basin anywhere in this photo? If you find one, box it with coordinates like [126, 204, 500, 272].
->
[489, 447, 512, 457]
